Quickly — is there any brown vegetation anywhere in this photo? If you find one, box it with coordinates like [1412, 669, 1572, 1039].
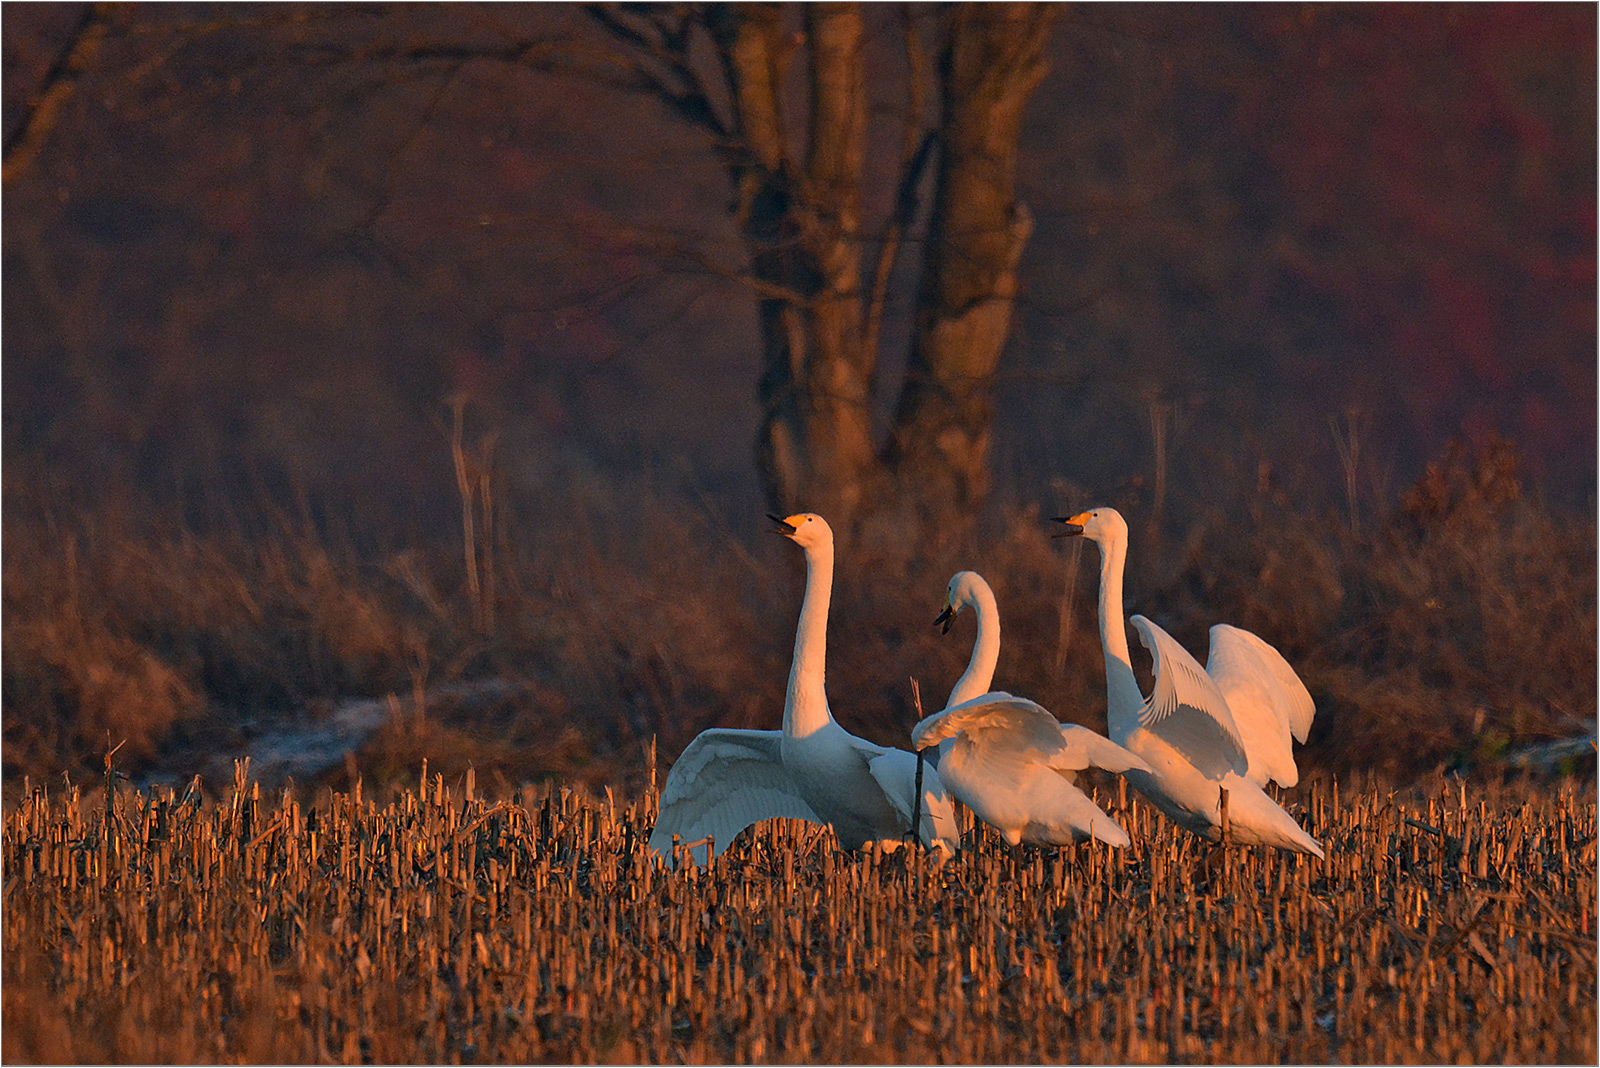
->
[3, 766, 1594, 1063]
[3, 436, 1592, 794]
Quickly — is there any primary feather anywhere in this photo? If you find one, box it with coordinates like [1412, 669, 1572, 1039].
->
[648, 730, 820, 864]
[1207, 624, 1316, 786]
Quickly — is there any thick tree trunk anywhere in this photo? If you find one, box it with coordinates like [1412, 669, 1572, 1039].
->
[887, 3, 1055, 520]
[712, 4, 879, 524]
[593, 2, 1054, 528]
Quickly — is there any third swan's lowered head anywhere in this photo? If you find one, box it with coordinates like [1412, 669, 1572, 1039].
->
[767, 511, 832, 550]
[935, 571, 986, 634]
[1052, 506, 1127, 544]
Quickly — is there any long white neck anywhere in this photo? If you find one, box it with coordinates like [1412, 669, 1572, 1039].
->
[1093, 530, 1145, 738]
[945, 583, 1000, 709]
[783, 537, 836, 738]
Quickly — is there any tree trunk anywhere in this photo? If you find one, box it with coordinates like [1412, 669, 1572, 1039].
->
[887, 3, 1055, 520]
[711, 4, 879, 524]
[586, 2, 1056, 529]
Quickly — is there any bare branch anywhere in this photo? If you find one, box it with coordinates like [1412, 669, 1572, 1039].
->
[288, 36, 570, 70]
[582, 3, 731, 139]
[344, 62, 467, 269]
[4, 2, 117, 185]
[632, 229, 815, 306]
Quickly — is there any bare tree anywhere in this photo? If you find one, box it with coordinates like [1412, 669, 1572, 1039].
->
[886, 4, 1052, 518]
[4, 3, 1056, 530]
[584, 2, 1057, 528]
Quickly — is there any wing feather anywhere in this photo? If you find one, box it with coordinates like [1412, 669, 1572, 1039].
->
[911, 692, 1065, 756]
[1055, 723, 1153, 775]
[1207, 624, 1314, 787]
[1209, 623, 1315, 742]
[914, 692, 1150, 777]
[648, 729, 820, 864]
[1130, 615, 1249, 779]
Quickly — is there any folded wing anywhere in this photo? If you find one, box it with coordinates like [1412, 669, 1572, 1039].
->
[1056, 723, 1153, 775]
[911, 691, 1066, 756]
[914, 692, 1149, 775]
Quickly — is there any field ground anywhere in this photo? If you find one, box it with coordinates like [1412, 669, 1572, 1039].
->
[3, 766, 1594, 1064]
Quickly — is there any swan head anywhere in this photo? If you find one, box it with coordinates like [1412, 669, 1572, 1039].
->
[767, 512, 833, 550]
[934, 571, 989, 633]
[1053, 506, 1127, 545]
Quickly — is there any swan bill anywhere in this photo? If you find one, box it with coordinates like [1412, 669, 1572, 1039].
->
[766, 513, 799, 536]
[1051, 516, 1086, 538]
[934, 604, 955, 634]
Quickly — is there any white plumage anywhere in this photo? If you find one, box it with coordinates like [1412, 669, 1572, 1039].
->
[648, 513, 959, 864]
[1206, 623, 1316, 787]
[910, 571, 1149, 848]
[1056, 508, 1323, 857]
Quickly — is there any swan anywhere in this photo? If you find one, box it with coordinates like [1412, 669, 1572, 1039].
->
[647, 513, 959, 864]
[1054, 507, 1323, 857]
[910, 571, 1151, 848]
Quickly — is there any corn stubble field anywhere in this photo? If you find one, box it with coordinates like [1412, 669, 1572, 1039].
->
[3, 762, 1594, 1064]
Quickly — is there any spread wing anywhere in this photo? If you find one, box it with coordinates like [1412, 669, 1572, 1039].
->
[1206, 624, 1315, 787]
[859, 741, 961, 849]
[1056, 723, 1153, 775]
[647, 729, 821, 864]
[1129, 615, 1248, 780]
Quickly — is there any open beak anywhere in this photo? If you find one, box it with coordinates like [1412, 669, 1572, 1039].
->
[1051, 513, 1087, 538]
[934, 604, 954, 634]
[767, 512, 798, 537]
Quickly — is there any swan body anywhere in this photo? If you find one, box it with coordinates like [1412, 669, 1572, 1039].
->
[1057, 507, 1323, 857]
[648, 513, 959, 864]
[911, 571, 1150, 848]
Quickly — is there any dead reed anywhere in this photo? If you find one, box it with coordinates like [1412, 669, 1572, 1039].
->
[4, 765, 1594, 1064]
[5, 436, 1593, 795]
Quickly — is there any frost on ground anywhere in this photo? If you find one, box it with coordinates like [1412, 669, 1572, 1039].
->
[137, 679, 523, 790]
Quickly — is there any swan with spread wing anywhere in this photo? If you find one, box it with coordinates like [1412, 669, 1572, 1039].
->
[648, 513, 959, 864]
[1054, 507, 1322, 856]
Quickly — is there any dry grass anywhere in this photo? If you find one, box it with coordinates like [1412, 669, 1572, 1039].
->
[1159, 436, 1597, 775]
[2, 766, 1593, 1064]
[2, 436, 1593, 796]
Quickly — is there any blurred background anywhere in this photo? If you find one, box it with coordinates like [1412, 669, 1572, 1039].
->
[4, 4, 1594, 796]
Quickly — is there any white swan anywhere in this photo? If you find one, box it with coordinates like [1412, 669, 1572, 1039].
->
[910, 571, 1150, 848]
[1055, 507, 1324, 857]
[648, 513, 959, 864]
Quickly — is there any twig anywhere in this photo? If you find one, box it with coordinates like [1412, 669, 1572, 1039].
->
[909, 677, 926, 845]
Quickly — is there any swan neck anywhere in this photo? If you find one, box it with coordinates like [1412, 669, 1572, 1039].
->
[1095, 532, 1144, 733]
[784, 538, 834, 737]
[946, 584, 1000, 709]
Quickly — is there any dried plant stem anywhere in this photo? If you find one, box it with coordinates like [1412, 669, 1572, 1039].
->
[4, 771, 1590, 1063]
